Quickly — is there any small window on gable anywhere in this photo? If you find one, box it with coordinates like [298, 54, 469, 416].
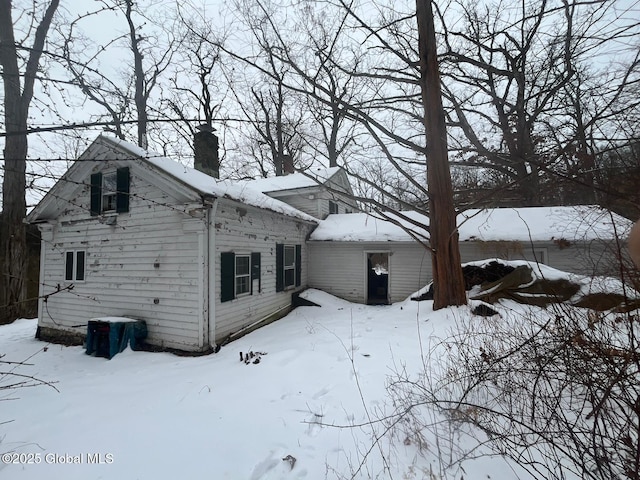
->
[65, 250, 86, 282]
[329, 201, 339, 214]
[90, 167, 130, 215]
[235, 255, 251, 296]
[102, 172, 118, 212]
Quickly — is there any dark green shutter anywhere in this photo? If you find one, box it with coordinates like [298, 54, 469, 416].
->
[251, 252, 261, 294]
[295, 244, 302, 287]
[221, 252, 235, 302]
[90, 173, 102, 215]
[65, 252, 74, 281]
[116, 167, 130, 213]
[76, 251, 86, 281]
[275, 244, 284, 292]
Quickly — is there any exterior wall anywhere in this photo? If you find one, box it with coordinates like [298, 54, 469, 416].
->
[307, 241, 431, 303]
[273, 190, 355, 219]
[274, 193, 322, 218]
[310, 238, 623, 305]
[37, 159, 209, 352]
[267, 173, 358, 219]
[213, 199, 316, 341]
[459, 239, 622, 276]
[316, 191, 356, 218]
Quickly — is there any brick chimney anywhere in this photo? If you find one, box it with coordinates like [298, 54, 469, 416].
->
[282, 154, 295, 175]
[194, 124, 219, 179]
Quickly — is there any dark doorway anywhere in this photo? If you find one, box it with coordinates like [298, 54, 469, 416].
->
[366, 252, 389, 305]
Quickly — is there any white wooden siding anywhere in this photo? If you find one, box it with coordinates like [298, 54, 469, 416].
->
[274, 193, 321, 218]
[310, 238, 621, 305]
[459, 240, 621, 276]
[38, 159, 208, 352]
[316, 191, 357, 218]
[213, 199, 316, 341]
[308, 242, 431, 303]
[267, 174, 357, 219]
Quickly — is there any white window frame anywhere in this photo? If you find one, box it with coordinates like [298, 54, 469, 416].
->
[283, 245, 296, 289]
[65, 250, 86, 282]
[235, 254, 251, 296]
[364, 250, 391, 305]
[101, 171, 118, 213]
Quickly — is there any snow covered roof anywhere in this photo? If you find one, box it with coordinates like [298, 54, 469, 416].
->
[103, 137, 317, 222]
[309, 206, 632, 242]
[458, 206, 631, 242]
[310, 211, 429, 242]
[240, 167, 342, 193]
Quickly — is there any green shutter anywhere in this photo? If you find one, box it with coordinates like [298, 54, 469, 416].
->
[65, 251, 74, 281]
[76, 251, 86, 281]
[295, 244, 302, 287]
[221, 252, 235, 302]
[116, 167, 130, 213]
[275, 244, 284, 292]
[90, 173, 102, 215]
[251, 252, 261, 294]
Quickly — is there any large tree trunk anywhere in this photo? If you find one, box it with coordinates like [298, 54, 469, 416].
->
[0, 0, 59, 323]
[415, 0, 466, 309]
[0, 128, 28, 324]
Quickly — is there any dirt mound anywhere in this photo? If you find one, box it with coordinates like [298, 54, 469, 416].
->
[413, 260, 640, 312]
[462, 261, 516, 290]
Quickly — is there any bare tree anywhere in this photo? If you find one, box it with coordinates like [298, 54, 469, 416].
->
[226, 0, 310, 177]
[156, 2, 229, 164]
[441, 0, 640, 206]
[218, 0, 466, 306]
[391, 298, 640, 480]
[1, 0, 60, 323]
[58, 0, 179, 149]
[293, 1, 364, 168]
[59, 5, 130, 140]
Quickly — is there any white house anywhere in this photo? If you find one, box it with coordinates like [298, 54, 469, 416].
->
[27, 135, 321, 352]
[28, 134, 633, 352]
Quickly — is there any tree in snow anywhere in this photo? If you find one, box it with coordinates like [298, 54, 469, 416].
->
[1, 0, 60, 323]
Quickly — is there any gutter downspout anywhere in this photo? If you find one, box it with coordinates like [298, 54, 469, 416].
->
[206, 198, 219, 351]
[36, 223, 54, 328]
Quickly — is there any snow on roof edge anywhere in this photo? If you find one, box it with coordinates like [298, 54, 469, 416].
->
[310, 206, 632, 242]
[240, 166, 343, 193]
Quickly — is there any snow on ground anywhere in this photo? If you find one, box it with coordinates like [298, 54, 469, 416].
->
[1, 291, 553, 480]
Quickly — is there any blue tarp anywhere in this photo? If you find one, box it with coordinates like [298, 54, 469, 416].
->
[86, 319, 148, 359]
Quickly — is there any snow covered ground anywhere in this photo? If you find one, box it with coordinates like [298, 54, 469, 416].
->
[0, 288, 600, 480]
